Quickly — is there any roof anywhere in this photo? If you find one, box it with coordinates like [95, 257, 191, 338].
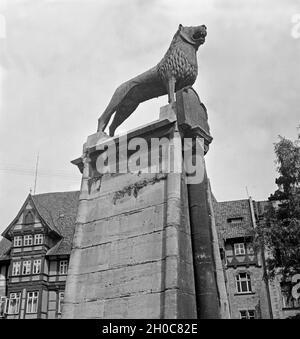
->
[214, 199, 255, 242]
[0, 237, 11, 261]
[31, 191, 80, 256]
[0, 191, 79, 257]
[220, 224, 255, 240]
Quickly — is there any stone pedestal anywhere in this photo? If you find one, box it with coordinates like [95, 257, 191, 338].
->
[63, 86, 229, 319]
[62, 107, 197, 319]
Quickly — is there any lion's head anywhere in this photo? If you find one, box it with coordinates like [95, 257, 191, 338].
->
[178, 24, 207, 48]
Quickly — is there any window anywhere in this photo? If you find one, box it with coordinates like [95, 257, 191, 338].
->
[33, 259, 42, 274]
[247, 243, 255, 254]
[12, 262, 21, 276]
[13, 236, 22, 247]
[34, 234, 43, 245]
[227, 217, 243, 224]
[236, 273, 252, 293]
[7, 293, 20, 314]
[24, 211, 34, 225]
[240, 310, 247, 319]
[24, 235, 33, 246]
[58, 292, 64, 314]
[22, 260, 31, 275]
[248, 310, 256, 319]
[59, 260, 68, 275]
[240, 310, 256, 319]
[26, 291, 39, 313]
[234, 243, 246, 255]
[0, 296, 7, 318]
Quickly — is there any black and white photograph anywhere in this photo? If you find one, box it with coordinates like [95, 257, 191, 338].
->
[0, 0, 299, 326]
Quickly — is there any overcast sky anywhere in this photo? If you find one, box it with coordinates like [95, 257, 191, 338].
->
[0, 0, 299, 235]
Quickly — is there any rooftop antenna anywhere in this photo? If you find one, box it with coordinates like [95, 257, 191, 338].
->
[33, 152, 39, 195]
[245, 186, 250, 198]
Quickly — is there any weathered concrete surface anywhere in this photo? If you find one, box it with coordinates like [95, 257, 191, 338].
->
[207, 179, 231, 319]
[62, 115, 197, 319]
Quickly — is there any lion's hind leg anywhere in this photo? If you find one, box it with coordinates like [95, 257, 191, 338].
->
[109, 101, 139, 137]
[97, 83, 128, 132]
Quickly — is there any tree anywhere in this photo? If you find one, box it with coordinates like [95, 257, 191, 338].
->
[256, 132, 300, 280]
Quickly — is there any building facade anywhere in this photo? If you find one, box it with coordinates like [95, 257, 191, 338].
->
[0, 191, 79, 319]
[214, 198, 272, 319]
[214, 198, 300, 319]
[0, 190, 299, 319]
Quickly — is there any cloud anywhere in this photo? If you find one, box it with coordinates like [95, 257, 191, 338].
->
[0, 0, 300, 234]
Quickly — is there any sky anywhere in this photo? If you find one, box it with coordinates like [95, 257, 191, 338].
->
[0, 0, 299, 235]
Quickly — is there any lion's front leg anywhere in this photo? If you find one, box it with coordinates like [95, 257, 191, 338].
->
[167, 76, 176, 104]
[97, 102, 117, 132]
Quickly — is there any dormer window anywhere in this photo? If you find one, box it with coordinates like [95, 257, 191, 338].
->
[24, 211, 34, 225]
[234, 243, 246, 255]
[59, 260, 68, 275]
[24, 235, 33, 246]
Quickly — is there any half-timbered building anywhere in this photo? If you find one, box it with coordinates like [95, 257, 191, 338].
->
[0, 191, 79, 319]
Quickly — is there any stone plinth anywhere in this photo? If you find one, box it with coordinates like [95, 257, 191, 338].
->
[63, 86, 230, 319]
[62, 108, 197, 319]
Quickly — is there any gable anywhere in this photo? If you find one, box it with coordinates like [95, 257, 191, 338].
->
[12, 202, 43, 231]
[2, 191, 79, 257]
[1, 195, 53, 240]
